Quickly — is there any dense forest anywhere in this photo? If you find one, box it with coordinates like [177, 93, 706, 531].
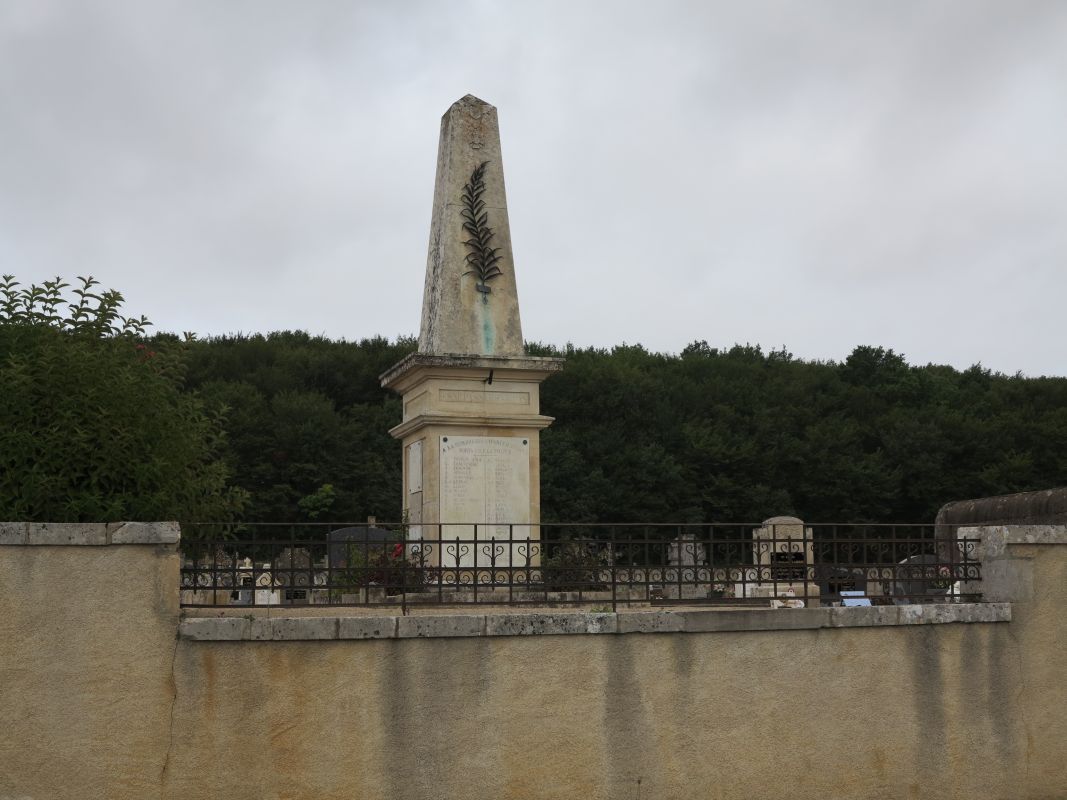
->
[3, 277, 1064, 524]
[179, 331, 1067, 524]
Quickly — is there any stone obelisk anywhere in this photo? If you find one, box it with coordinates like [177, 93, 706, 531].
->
[380, 95, 563, 567]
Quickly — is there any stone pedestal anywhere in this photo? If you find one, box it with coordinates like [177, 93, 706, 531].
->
[381, 353, 562, 568]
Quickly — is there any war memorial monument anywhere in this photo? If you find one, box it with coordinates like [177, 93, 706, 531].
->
[380, 95, 563, 567]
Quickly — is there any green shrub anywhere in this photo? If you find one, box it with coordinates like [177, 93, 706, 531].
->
[0, 276, 246, 522]
[541, 537, 612, 591]
[332, 539, 426, 597]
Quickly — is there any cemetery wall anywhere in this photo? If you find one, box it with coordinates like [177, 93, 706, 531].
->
[0, 523, 180, 798]
[1, 524, 1066, 800]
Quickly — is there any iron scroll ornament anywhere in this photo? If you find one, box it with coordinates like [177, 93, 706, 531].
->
[461, 161, 503, 301]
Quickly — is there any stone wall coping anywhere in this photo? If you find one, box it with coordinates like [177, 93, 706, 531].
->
[0, 521, 180, 546]
[961, 524, 1067, 558]
[178, 602, 1011, 642]
[961, 524, 1067, 603]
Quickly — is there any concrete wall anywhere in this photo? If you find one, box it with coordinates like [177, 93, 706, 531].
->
[2, 523, 1066, 800]
[0, 522, 180, 799]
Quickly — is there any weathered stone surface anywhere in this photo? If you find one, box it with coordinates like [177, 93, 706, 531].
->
[1001, 524, 1067, 545]
[108, 521, 180, 545]
[249, 617, 273, 641]
[680, 607, 830, 632]
[380, 352, 563, 390]
[964, 525, 1067, 602]
[971, 602, 1012, 623]
[418, 95, 523, 358]
[397, 614, 484, 638]
[962, 524, 1067, 561]
[27, 522, 107, 545]
[180, 617, 249, 641]
[170, 603, 1015, 642]
[485, 611, 617, 636]
[0, 521, 28, 545]
[827, 605, 899, 628]
[985, 558, 1033, 602]
[938, 487, 1067, 528]
[339, 616, 398, 640]
[270, 617, 338, 640]
[897, 604, 926, 625]
[616, 610, 685, 634]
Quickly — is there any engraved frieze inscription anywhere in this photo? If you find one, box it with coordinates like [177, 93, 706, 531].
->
[440, 389, 483, 404]
[487, 391, 529, 405]
[439, 389, 530, 405]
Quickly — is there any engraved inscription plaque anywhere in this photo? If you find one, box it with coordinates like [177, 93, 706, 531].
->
[407, 440, 423, 494]
[439, 436, 530, 567]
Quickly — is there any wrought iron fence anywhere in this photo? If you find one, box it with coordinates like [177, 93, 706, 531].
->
[179, 522, 982, 612]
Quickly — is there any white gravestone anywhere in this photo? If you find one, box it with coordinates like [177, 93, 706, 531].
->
[439, 435, 530, 567]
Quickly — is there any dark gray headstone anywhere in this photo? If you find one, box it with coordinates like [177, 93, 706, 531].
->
[328, 526, 396, 568]
[814, 565, 868, 599]
[890, 554, 951, 605]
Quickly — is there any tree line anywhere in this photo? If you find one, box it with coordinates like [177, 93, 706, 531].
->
[178, 333, 1066, 524]
[3, 277, 1065, 524]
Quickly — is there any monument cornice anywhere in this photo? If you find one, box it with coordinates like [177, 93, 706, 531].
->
[388, 411, 557, 440]
[380, 351, 564, 393]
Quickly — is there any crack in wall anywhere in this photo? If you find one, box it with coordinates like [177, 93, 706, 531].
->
[159, 633, 179, 800]
[1006, 615, 1034, 787]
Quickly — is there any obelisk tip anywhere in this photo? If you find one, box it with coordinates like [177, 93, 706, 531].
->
[452, 94, 493, 109]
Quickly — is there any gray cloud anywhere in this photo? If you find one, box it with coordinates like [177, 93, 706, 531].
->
[2, 0, 1064, 374]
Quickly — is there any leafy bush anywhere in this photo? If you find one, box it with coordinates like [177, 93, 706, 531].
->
[541, 537, 613, 591]
[0, 276, 246, 522]
[332, 540, 426, 597]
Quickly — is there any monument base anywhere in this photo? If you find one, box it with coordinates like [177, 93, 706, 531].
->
[380, 353, 563, 568]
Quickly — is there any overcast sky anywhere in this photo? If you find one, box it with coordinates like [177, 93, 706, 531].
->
[2, 1, 1064, 375]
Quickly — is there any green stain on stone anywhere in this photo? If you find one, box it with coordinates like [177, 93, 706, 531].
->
[478, 298, 495, 354]
[482, 314, 495, 354]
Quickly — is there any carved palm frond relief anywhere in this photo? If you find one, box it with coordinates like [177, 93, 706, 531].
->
[461, 161, 503, 297]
